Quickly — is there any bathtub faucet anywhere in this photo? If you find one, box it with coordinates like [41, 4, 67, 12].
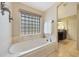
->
[46, 35, 52, 42]
[49, 37, 52, 42]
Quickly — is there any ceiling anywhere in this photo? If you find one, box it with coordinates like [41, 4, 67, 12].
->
[22, 2, 56, 11]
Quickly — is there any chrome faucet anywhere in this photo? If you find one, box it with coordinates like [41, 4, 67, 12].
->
[46, 35, 52, 42]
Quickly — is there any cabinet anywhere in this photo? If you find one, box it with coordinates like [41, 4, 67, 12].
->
[58, 30, 67, 42]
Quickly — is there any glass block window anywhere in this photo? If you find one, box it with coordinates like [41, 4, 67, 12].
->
[20, 12, 40, 35]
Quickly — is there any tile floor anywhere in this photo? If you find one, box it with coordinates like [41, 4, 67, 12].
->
[54, 39, 79, 57]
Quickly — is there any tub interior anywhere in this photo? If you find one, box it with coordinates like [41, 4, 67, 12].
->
[9, 38, 48, 54]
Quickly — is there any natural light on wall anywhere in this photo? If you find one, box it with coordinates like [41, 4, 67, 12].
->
[58, 22, 64, 29]
[44, 20, 52, 34]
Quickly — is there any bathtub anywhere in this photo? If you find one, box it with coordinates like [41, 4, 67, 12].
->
[8, 38, 55, 57]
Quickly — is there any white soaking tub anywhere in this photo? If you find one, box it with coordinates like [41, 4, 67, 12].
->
[7, 38, 56, 57]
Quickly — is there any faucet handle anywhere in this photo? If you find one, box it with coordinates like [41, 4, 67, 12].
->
[46, 39, 48, 41]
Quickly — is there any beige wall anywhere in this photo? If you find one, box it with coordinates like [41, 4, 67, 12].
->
[59, 15, 77, 40]
[58, 2, 77, 19]
[44, 5, 58, 42]
[11, 2, 44, 43]
[77, 4, 79, 49]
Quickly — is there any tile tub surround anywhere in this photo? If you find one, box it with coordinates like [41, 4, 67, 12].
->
[11, 2, 44, 43]
[12, 34, 43, 44]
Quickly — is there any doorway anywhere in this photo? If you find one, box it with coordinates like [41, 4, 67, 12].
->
[57, 2, 78, 56]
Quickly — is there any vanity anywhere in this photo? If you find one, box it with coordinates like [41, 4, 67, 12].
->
[58, 29, 67, 42]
